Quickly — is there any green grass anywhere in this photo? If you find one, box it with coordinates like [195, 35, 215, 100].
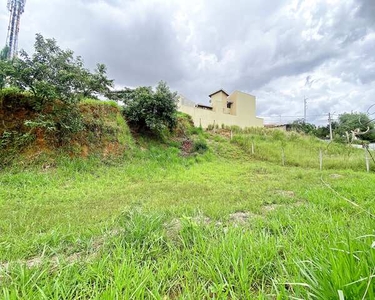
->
[0, 134, 374, 299]
[231, 129, 372, 171]
[80, 98, 120, 108]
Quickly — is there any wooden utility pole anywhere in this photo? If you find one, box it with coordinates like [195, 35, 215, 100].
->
[304, 96, 308, 122]
[328, 113, 333, 141]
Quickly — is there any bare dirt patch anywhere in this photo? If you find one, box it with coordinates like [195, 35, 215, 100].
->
[191, 215, 211, 225]
[262, 204, 283, 212]
[274, 190, 295, 198]
[228, 211, 253, 224]
[330, 174, 343, 179]
[262, 200, 306, 213]
[0, 228, 124, 270]
[165, 218, 183, 240]
[164, 215, 211, 239]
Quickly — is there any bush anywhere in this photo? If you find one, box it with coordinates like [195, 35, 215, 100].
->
[122, 81, 178, 136]
[193, 139, 208, 153]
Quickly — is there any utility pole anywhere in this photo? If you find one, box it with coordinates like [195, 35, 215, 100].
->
[328, 112, 333, 141]
[304, 96, 308, 122]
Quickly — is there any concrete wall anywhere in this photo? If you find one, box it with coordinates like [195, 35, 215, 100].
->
[178, 90, 263, 129]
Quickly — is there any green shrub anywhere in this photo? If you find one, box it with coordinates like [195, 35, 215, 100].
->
[122, 81, 178, 136]
[0, 131, 33, 149]
[193, 139, 208, 153]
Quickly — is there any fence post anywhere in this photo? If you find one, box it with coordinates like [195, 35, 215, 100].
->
[251, 142, 255, 155]
[365, 148, 370, 173]
[319, 149, 323, 171]
[230, 130, 233, 140]
[281, 148, 285, 166]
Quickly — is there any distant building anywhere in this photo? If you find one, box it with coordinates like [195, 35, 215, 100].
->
[178, 89, 264, 129]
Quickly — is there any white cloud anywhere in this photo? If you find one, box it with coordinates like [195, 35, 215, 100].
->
[0, 0, 374, 125]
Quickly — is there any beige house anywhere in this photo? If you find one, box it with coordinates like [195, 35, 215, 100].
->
[178, 89, 264, 129]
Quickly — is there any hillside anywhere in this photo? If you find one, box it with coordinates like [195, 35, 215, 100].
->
[0, 108, 374, 298]
[0, 90, 133, 166]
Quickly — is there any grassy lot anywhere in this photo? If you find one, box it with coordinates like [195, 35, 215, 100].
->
[0, 136, 374, 299]
[230, 128, 373, 171]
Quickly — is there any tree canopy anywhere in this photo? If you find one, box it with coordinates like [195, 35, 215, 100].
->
[121, 81, 178, 135]
[290, 119, 316, 135]
[336, 113, 375, 142]
[0, 46, 11, 90]
[1, 34, 113, 105]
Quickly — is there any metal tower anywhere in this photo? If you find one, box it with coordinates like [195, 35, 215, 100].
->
[5, 0, 26, 59]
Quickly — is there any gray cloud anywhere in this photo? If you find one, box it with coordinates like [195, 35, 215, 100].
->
[1, 0, 375, 124]
[357, 0, 375, 26]
[84, 4, 186, 87]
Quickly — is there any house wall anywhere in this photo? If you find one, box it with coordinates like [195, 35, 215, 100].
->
[211, 92, 228, 113]
[178, 90, 263, 129]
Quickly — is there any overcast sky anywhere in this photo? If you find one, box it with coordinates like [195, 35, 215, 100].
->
[1, 0, 374, 124]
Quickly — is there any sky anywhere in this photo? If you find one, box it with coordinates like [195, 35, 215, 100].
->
[1, 0, 375, 125]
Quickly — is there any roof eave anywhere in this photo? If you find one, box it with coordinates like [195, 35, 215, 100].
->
[209, 89, 229, 98]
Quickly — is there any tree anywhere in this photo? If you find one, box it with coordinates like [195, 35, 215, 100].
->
[314, 122, 338, 139]
[122, 81, 178, 135]
[335, 113, 375, 142]
[314, 125, 330, 139]
[8, 34, 113, 106]
[0, 46, 9, 60]
[290, 119, 316, 135]
[0, 46, 11, 90]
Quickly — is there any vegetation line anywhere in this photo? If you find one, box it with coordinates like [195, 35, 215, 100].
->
[320, 176, 375, 219]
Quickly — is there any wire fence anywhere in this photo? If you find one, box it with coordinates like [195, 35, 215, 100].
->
[225, 129, 374, 173]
